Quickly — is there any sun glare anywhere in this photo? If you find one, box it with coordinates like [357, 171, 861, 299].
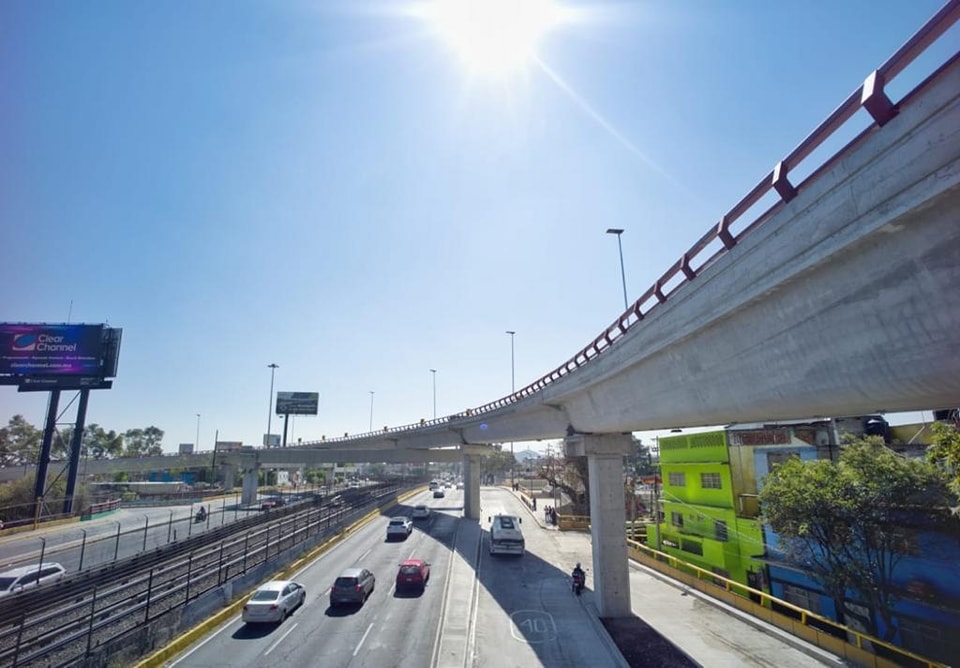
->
[424, 0, 563, 75]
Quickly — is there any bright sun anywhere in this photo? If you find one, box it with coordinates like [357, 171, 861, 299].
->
[424, 0, 563, 75]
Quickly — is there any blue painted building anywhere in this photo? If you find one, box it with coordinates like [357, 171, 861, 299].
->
[756, 422, 960, 664]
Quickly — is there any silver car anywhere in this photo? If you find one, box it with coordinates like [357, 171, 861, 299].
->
[242, 580, 306, 623]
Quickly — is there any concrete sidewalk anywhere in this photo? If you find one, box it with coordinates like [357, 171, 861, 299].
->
[509, 489, 843, 667]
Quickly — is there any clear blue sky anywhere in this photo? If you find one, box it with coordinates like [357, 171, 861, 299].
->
[1, 1, 955, 453]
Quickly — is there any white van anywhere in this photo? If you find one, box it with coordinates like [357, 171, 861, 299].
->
[488, 514, 524, 556]
[0, 562, 66, 596]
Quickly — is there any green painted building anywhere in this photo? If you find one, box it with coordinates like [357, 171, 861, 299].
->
[650, 429, 768, 592]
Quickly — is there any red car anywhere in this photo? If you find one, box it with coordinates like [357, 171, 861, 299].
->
[396, 558, 430, 592]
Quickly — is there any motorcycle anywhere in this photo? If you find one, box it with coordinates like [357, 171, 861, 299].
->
[194, 509, 207, 523]
[571, 568, 585, 595]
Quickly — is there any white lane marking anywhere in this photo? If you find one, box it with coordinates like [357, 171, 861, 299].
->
[167, 619, 242, 666]
[264, 622, 297, 656]
[429, 519, 460, 667]
[465, 533, 482, 664]
[353, 623, 374, 656]
[356, 547, 371, 563]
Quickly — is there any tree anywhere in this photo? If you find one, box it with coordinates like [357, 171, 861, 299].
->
[83, 424, 124, 459]
[0, 415, 42, 466]
[537, 442, 590, 514]
[625, 438, 657, 476]
[481, 445, 516, 480]
[760, 435, 956, 641]
[927, 422, 960, 505]
[123, 426, 164, 457]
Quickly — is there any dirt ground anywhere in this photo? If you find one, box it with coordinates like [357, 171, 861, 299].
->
[601, 616, 698, 667]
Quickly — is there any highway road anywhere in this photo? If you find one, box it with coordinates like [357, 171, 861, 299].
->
[166, 486, 623, 668]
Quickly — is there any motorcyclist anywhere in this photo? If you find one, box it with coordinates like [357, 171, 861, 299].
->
[572, 562, 585, 591]
[195, 506, 206, 522]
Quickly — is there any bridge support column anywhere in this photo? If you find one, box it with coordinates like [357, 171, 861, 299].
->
[241, 464, 261, 507]
[220, 463, 235, 492]
[565, 433, 632, 618]
[462, 454, 481, 521]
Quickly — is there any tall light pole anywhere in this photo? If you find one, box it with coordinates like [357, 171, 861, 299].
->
[429, 369, 437, 419]
[266, 363, 278, 447]
[195, 413, 200, 451]
[606, 228, 628, 310]
[506, 330, 516, 490]
[368, 391, 375, 431]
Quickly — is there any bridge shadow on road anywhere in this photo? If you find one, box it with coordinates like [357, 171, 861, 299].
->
[383, 486, 694, 668]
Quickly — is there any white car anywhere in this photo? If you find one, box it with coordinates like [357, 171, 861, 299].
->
[433, 486, 445, 498]
[412, 505, 431, 519]
[386, 516, 413, 539]
[0, 562, 66, 597]
[242, 580, 306, 623]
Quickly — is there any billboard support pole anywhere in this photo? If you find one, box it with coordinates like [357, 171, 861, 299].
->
[34, 390, 61, 506]
[63, 388, 90, 515]
[210, 428, 219, 485]
[282, 414, 289, 448]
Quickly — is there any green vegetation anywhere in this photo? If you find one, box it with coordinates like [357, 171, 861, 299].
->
[760, 433, 958, 641]
[0, 474, 91, 522]
[0, 415, 165, 462]
[927, 422, 960, 503]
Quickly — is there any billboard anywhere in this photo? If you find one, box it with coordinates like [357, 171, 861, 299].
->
[179, 443, 194, 455]
[0, 323, 106, 376]
[276, 391, 319, 415]
[215, 441, 243, 452]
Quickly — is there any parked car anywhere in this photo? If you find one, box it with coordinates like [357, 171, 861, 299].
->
[0, 562, 66, 597]
[411, 505, 431, 519]
[330, 567, 375, 606]
[386, 516, 413, 539]
[396, 558, 431, 592]
[242, 580, 305, 623]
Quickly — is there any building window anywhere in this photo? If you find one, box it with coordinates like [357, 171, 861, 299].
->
[900, 616, 957, 662]
[681, 539, 703, 556]
[668, 472, 685, 487]
[715, 520, 728, 542]
[711, 567, 730, 587]
[671, 512, 683, 528]
[701, 472, 722, 489]
[782, 584, 821, 614]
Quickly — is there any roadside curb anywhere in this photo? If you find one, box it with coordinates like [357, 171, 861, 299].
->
[581, 601, 631, 667]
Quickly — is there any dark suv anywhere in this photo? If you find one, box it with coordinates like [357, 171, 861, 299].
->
[329, 567, 375, 606]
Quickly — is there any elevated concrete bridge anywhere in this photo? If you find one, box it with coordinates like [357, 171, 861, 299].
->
[8, 4, 959, 618]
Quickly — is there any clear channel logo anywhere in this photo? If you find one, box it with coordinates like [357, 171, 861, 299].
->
[12, 333, 38, 352]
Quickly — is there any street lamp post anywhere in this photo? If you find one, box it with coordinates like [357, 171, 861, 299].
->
[266, 363, 279, 447]
[606, 228, 628, 310]
[368, 391, 375, 431]
[429, 369, 437, 419]
[506, 330, 516, 490]
[195, 413, 200, 451]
